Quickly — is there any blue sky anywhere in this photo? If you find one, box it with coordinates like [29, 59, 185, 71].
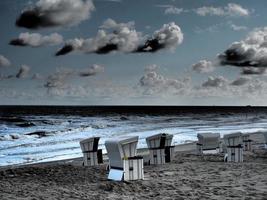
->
[0, 0, 267, 105]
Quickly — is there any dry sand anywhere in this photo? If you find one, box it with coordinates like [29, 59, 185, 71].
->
[1, 142, 267, 200]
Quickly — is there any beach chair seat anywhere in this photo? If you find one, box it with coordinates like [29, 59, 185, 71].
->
[146, 133, 174, 165]
[196, 133, 220, 154]
[224, 133, 243, 162]
[80, 137, 103, 166]
[242, 133, 252, 151]
[105, 136, 144, 181]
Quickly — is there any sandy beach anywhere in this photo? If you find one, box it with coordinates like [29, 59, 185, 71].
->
[1, 140, 267, 200]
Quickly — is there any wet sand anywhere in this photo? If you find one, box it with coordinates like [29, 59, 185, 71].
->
[0, 141, 267, 200]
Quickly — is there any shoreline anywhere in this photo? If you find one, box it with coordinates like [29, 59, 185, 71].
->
[1, 131, 265, 169]
[0, 142, 197, 170]
[0, 141, 266, 200]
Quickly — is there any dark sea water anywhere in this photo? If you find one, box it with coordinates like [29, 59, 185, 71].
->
[1, 106, 267, 166]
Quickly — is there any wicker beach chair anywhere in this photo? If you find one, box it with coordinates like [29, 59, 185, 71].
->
[105, 136, 144, 181]
[242, 133, 253, 151]
[224, 132, 243, 162]
[196, 133, 220, 154]
[80, 137, 103, 166]
[146, 133, 174, 165]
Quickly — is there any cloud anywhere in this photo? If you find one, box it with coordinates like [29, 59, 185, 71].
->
[218, 27, 267, 74]
[0, 74, 14, 80]
[135, 22, 183, 53]
[55, 44, 74, 56]
[56, 20, 183, 56]
[0, 55, 11, 67]
[202, 76, 228, 87]
[241, 67, 266, 75]
[230, 24, 247, 31]
[56, 18, 141, 56]
[44, 69, 73, 93]
[195, 3, 249, 17]
[195, 6, 224, 16]
[16, 0, 95, 29]
[165, 7, 184, 15]
[79, 64, 104, 77]
[44, 65, 104, 94]
[10, 32, 63, 47]
[155, 4, 185, 15]
[139, 65, 190, 95]
[192, 60, 214, 73]
[144, 64, 159, 72]
[195, 21, 247, 34]
[100, 18, 135, 30]
[32, 73, 44, 80]
[231, 77, 250, 86]
[226, 3, 250, 17]
[100, 0, 121, 2]
[16, 65, 31, 78]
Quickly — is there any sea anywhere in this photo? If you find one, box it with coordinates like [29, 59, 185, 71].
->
[0, 106, 267, 166]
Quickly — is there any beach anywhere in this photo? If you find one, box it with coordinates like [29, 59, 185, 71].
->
[1, 141, 267, 200]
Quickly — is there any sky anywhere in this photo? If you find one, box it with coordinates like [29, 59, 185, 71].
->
[1, 0, 267, 105]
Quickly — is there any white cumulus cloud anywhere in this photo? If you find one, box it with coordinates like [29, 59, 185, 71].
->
[16, 65, 31, 79]
[10, 32, 63, 47]
[218, 27, 267, 75]
[195, 3, 250, 17]
[192, 60, 214, 73]
[0, 55, 11, 67]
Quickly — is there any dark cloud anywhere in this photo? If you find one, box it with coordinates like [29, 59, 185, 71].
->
[95, 44, 118, 54]
[241, 67, 266, 75]
[55, 45, 74, 56]
[56, 20, 183, 56]
[9, 39, 27, 46]
[16, 0, 95, 29]
[16, 10, 50, 29]
[231, 77, 250, 86]
[135, 39, 164, 53]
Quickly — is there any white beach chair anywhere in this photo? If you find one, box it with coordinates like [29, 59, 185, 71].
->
[224, 133, 243, 162]
[242, 133, 252, 151]
[105, 136, 144, 181]
[146, 133, 174, 165]
[196, 133, 220, 154]
[80, 137, 103, 166]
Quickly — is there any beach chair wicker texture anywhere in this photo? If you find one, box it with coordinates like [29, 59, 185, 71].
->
[197, 133, 220, 154]
[80, 137, 103, 166]
[105, 136, 144, 181]
[242, 133, 252, 151]
[146, 133, 174, 165]
[224, 132, 243, 162]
